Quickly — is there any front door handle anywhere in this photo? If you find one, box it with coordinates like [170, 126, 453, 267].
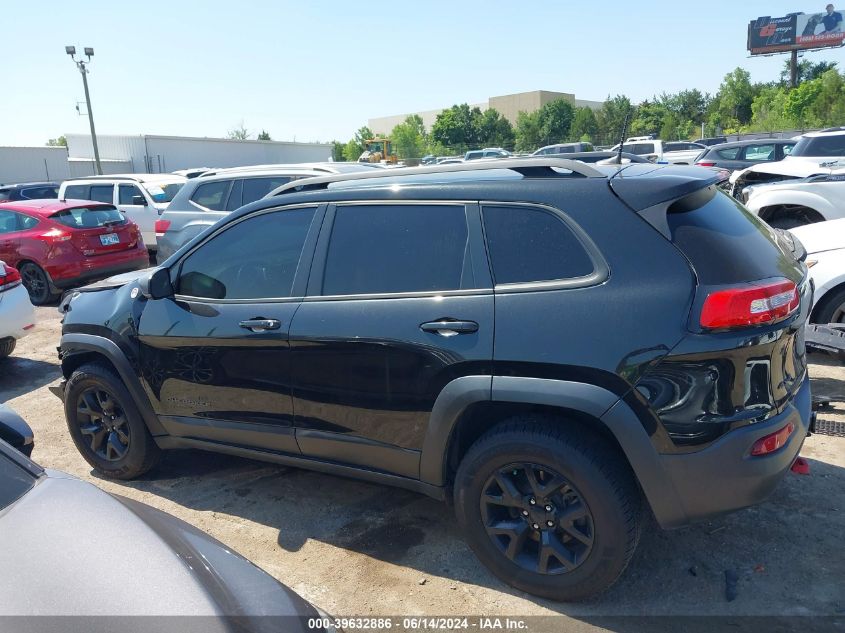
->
[239, 318, 281, 332]
[420, 320, 479, 336]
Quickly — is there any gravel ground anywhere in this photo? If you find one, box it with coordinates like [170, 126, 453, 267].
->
[2, 306, 843, 630]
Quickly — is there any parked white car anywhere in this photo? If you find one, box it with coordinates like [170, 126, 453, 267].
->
[58, 174, 186, 252]
[0, 262, 35, 358]
[609, 140, 706, 164]
[790, 219, 845, 323]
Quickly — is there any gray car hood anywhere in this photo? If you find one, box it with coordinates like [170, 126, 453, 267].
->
[0, 473, 318, 626]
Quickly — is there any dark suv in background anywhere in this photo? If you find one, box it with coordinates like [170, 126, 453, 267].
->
[55, 159, 812, 601]
[0, 182, 59, 201]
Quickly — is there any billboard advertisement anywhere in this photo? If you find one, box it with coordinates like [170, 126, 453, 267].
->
[748, 5, 845, 54]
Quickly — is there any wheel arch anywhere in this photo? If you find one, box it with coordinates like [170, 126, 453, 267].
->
[60, 333, 166, 436]
[420, 375, 687, 527]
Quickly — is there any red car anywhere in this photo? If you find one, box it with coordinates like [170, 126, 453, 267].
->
[0, 200, 149, 304]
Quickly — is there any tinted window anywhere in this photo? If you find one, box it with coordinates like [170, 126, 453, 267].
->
[322, 204, 468, 295]
[664, 143, 685, 152]
[622, 143, 655, 155]
[242, 177, 292, 205]
[0, 190, 10, 201]
[225, 179, 243, 211]
[782, 143, 795, 156]
[716, 147, 741, 159]
[0, 210, 19, 234]
[191, 180, 231, 211]
[144, 182, 183, 204]
[19, 215, 39, 230]
[118, 184, 145, 205]
[88, 185, 114, 203]
[744, 143, 775, 161]
[64, 184, 89, 199]
[51, 206, 126, 228]
[483, 205, 594, 284]
[0, 454, 35, 511]
[177, 207, 315, 299]
[792, 134, 845, 157]
[20, 186, 58, 199]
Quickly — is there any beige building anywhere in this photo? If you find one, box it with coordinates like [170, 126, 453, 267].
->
[368, 90, 603, 135]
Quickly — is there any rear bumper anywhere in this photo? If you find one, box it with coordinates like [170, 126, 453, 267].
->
[656, 373, 812, 527]
[47, 249, 149, 290]
[0, 284, 36, 340]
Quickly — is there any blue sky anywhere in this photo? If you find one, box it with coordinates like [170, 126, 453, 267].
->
[3, 0, 845, 146]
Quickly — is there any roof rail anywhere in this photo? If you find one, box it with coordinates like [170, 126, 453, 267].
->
[267, 158, 605, 197]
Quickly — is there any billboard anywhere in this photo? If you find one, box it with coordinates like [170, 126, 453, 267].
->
[748, 5, 845, 54]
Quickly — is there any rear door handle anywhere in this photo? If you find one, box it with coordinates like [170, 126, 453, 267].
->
[239, 318, 281, 332]
[420, 320, 479, 336]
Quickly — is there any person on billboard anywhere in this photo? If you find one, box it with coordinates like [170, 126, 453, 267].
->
[822, 4, 843, 32]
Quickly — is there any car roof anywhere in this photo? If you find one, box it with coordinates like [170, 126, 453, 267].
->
[706, 139, 795, 150]
[62, 174, 185, 185]
[802, 127, 845, 138]
[0, 182, 58, 190]
[188, 168, 332, 183]
[0, 199, 115, 215]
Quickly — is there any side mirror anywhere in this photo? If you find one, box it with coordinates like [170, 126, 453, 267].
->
[132, 195, 147, 206]
[138, 268, 173, 300]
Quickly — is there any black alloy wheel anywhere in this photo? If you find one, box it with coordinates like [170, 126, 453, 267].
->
[481, 463, 595, 575]
[19, 263, 51, 305]
[75, 387, 131, 461]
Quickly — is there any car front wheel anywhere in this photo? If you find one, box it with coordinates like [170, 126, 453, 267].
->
[454, 417, 641, 601]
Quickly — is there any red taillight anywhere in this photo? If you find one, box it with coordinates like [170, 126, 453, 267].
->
[40, 227, 72, 242]
[696, 161, 717, 167]
[0, 263, 22, 293]
[750, 422, 795, 456]
[700, 279, 799, 330]
[154, 219, 171, 237]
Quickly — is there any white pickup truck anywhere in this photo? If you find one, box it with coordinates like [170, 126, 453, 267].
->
[610, 139, 706, 164]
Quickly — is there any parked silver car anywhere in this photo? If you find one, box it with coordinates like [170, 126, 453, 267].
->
[155, 163, 377, 264]
[0, 436, 333, 631]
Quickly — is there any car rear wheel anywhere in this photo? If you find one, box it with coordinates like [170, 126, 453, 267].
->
[454, 416, 641, 601]
[19, 262, 58, 305]
[0, 338, 16, 359]
[64, 362, 161, 479]
[813, 286, 845, 324]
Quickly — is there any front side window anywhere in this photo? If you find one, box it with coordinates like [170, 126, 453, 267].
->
[782, 143, 795, 156]
[242, 177, 292, 205]
[482, 205, 594, 285]
[88, 185, 114, 203]
[322, 204, 469, 296]
[191, 180, 231, 211]
[0, 210, 19, 234]
[118, 184, 145, 205]
[64, 184, 89, 199]
[717, 147, 741, 159]
[144, 182, 183, 204]
[177, 207, 316, 300]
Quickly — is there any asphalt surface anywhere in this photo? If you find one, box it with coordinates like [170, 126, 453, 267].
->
[1, 305, 843, 631]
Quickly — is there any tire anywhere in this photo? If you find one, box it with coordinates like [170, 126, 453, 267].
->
[0, 338, 16, 359]
[64, 362, 161, 479]
[813, 285, 845, 324]
[19, 262, 58, 305]
[454, 416, 641, 601]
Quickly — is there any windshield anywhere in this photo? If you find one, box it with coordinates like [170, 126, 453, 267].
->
[790, 135, 845, 157]
[0, 450, 36, 511]
[144, 182, 183, 204]
[51, 206, 126, 229]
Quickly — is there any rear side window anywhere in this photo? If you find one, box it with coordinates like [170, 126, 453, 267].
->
[744, 143, 775, 161]
[716, 147, 741, 159]
[622, 143, 655, 155]
[482, 205, 594, 285]
[88, 185, 114, 203]
[64, 184, 89, 199]
[51, 206, 126, 229]
[322, 204, 469, 296]
[191, 180, 231, 211]
[242, 177, 292, 205]
[20, 186, 58, 199]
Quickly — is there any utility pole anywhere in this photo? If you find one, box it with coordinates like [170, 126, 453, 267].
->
[65, 46, 102, 175]
[790, 49, 799, 89]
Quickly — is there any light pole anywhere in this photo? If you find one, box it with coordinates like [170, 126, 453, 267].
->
[65, 46, 102, 175]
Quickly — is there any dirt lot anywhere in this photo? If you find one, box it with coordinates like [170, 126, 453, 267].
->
[2, 306, 844, 629]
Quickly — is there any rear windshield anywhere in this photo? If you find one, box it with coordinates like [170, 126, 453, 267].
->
[0, 452, 35, 511]
[51, 206, 126, 229]
[144, 182, 183, 203]
[666, 186, 800, 285]
[791, 134, 845, 157]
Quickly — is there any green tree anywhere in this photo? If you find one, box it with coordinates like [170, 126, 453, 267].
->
[476, 108, 515, 149]
[431, 104, 483, 152]
[780, 59, 839, 86]
[227, 122, 249, 140]
[343, 139, 362, 162]
[257, 130, 272, 141]
[569, 107, 598, 141]
[630, 100, 668, 137]
[391, 114, 427, 159]
[46, 135, 67, 147]
[751, 85, 794, 132]
[596, 95, 633, 144]
[714, 67, 756, 129]
[808, 69, 845, 126]
[536, 98, 574, 145]
[331, 141, 346, 161]
[514, 110, 543, 152]
[785, 78, 824, 128]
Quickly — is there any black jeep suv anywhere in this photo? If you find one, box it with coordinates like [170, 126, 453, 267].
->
[56, 159, 813, 601]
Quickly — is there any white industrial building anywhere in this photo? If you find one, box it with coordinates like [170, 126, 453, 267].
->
[0, 134, 334, 184]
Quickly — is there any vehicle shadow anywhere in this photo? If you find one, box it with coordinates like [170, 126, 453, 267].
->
[0, 357, 61, 402]
[104, 436, 845, 619]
